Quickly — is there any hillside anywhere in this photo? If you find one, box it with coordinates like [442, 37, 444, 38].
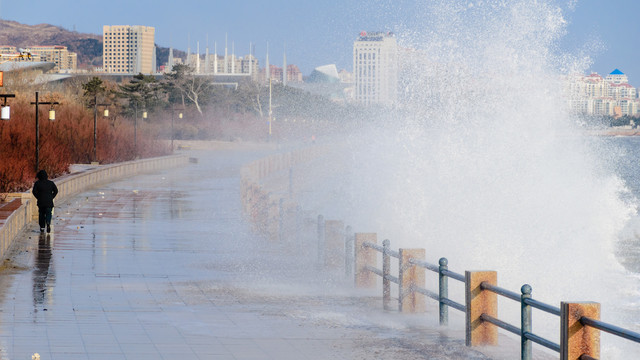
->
[0, 20, 183, 70]
[0, 20, 102, 68]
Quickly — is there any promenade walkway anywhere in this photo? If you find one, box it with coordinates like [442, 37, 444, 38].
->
[0, 146, 512, 360]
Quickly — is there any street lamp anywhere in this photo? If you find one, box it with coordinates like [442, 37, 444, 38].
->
[0, 94, 15, 120]
[30, 91, 60, 172]
[171, 105, 184, 151]
[268, 77, 272, 142]
[93, 95, 110, 163]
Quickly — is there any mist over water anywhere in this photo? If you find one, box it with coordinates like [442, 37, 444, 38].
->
[322, 1, 640, 356]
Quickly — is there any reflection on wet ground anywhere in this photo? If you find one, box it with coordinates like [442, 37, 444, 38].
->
[0, 149, 532, 360]
[32, 233, 54, 310]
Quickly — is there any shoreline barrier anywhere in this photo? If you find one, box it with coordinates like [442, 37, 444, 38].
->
[0, 154, 189, 260]
[240, 149, 640, 360]
[240, 143, 332, 241]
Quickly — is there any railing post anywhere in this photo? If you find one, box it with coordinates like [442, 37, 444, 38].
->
[560, 302, 600, 360]
[354, 233, 377, 288]
[317, 215, 325, 266]
[521, 284, 532, 360]
[382, 239, 391, 310]
[439, 257, 448, 326]
[324, 220, 345, 269]
[345, 225, 354, 278]
[399, 248, 426, 313]
[465, 271, 498, 346]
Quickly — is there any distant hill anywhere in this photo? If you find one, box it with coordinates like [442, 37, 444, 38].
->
[0, 20, 184, 71]
[0, 20, 102, 69]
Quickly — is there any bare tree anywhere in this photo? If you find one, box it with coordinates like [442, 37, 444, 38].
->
[164, 64, 214, 116]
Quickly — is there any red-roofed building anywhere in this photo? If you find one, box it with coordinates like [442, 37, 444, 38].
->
[566, 69, 639, 116]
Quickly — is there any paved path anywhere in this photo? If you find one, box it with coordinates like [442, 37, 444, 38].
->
[0, 147, 520, 360]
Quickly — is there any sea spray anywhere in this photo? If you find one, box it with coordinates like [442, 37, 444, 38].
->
[320, 0, 639, 356]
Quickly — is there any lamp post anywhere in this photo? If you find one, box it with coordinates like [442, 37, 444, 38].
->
[93, 95, 111, 163]
[132, 103, 148, 159]
[30, 91, 59, 172]
[0, 94, 15, 120]
[133, 103, 138, 158]
[268, 77, 272, 142]
[171, 105, 184, 151]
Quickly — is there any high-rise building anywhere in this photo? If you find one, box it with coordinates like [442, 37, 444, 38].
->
[103, 25, 155, 74]
[353, 31, 398, 106]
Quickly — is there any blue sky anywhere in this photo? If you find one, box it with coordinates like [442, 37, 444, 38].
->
[1, 0, 638, 81]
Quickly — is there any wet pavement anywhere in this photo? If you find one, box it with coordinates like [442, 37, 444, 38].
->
[0, 147, 532, 360]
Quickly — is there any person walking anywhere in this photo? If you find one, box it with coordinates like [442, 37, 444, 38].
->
[32, 170, 58, 233]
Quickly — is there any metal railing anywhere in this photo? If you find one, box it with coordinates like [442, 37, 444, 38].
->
[346, 233, 640, 360]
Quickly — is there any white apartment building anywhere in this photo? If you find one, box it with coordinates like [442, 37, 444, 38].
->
[567, 69, 639, 117]
[28, 46, 77, 72]
[103, 25, 155, 74]
[353, 31, 398, 106]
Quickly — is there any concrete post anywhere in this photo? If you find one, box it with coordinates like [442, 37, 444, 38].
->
[324, 220, 344, 269]
[560, 302, 600, 360]
[399, 248, 426, 313]
[465, 271, 498, 346]
[354, 233, 377, 288]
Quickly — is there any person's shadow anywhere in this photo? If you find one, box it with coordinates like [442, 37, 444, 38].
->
[33, 233, 54, 310]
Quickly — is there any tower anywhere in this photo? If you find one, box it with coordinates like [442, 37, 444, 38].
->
[282, 44, 287, 87]
[353, 31, 398, 106]
[265, 42, 270, 82]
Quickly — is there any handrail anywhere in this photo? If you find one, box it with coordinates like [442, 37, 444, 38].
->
[441, 297, 466, 312]
[362, 241, 384, 252]
[524, 332, 560, 353]
[363, 241, 399, 258]
[523, 297, 560, 316]
[441, 268, 464, 282]
[348, 228, 640, 359]
[414, 285, 439, 301]
[481, 281, 521, 302]
[580, 316, 640, 343]
[365, 265, 384, 278]
[480, 313, 520, 336]
[364, 265, 399, 284]
[408, 258, 439, 272]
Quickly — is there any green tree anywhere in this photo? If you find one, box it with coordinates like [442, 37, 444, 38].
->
[118, 73, 164, 115]
[82, 76, 106, 108]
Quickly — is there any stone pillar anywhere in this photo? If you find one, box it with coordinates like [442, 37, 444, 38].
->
[465, 271, 498, 346]
[399, 248, 426, 313]
[560, 302, 600, 360]
[354, 233, 377, 288]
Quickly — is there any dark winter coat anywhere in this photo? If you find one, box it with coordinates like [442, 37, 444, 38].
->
[32, 170, 58, 208]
